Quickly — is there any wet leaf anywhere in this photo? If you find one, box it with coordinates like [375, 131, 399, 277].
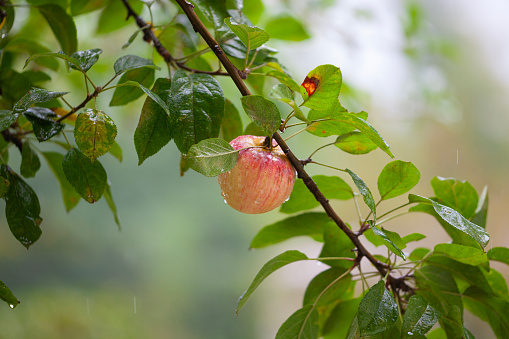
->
[237, 250, 308, 314]
[401, 295, 441, 338]
[281, 175, 353, 214]
[220, 99, 243, 142]
[0, 110, 17, 132]
[74, 109, 117, 161]
[433, 243, 488, 266]
[378, 160, 420, 200]
[301, 64, 342, 110]
[134, 78, 172, 165]
[0, 176, 9, 198]
[266, 70, 301, 92]
[334, 131, 378, 155]
[346, 169, 376, 219]
[370, 224, 406, 259]
[110, 68, 155, 106]
[224, 17, 270, 51]
[113, 55, 159, 75]
[39, 4, 77, 55]
[265, 16, 310, 41]
[168, 70, 224, 153]
[24, 52, 82, 72]
[69, 48, 102, 72]
[275, 305, 319, 339]
[358, 280, 399, 336]
[0, 279, 19, 309]
[270, 84, 307, 122]
[187, 138, 238, 177]
[23, 107, 65, 141]
[104, 181, 120, 229]
[20, 141, 41, 178]
[251, 212, 331, 248]
[14, 88, 68, 113]
[1, 165, 42, 249]
[431, 177, 478, 219]
[472, 186, 488, 228]
[241, 95, 281, 135]
[62, 148, 107, 203]
[42, 152, 81, 212]
[117, 81, 169, 114]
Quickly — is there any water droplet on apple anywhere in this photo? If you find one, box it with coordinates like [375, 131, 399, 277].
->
[224, 199, 228, 204]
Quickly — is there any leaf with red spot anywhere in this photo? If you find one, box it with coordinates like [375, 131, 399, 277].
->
[300, 64, 342, 110]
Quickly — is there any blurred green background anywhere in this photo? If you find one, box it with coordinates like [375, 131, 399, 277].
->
[1, 0, 508, 338]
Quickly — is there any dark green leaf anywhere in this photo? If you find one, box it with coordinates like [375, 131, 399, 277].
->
[62, 148, 107, 203]
[117, 81, 169, 114]
[241, 95, 281, 136]
[322, 298, 362, 339]
[237, 250, 308, 314]
[21, 70, 52, 84]
[472, 186, 488, 228]
[168, 70, 225, 153]
[401, 295, 441, 338]
[371, 224, 406, 259]
[463, 287, 509, 339]
[5, 38, 59, 71]
[265, 16, 310, 41]
[74, 109, 117, 161]
[378, 160, 420, 200]
[26, 0, 67, 7]
[108, 141, 122, 162]
[0, 280, 19, 309]
[488, 247, 509, 266]
[319, 223, 356, 268]
[134, 78, 172, 165]
[431, 177, 478, 219]
[270, 84, 307, 122]
[0, 136, 10, 164]
[346, 169, 376, 219]
[113, 55, 159, 75]
[187, 138, 238, 177]
[220, 99, 243, 142]
[281, 175, 353, 214]
[96, 0, 142, 34]
[42, 152, 81, 212]
[104, 181, 120, 229]
[20, 141, 41, 178]
[266, 70, 301, 92]
[463, 327, 476, 339]
[70, 0, 107, 16]
[275, 305, 319, 339]
[301, 64, 342, 110]
[250, 212, 331, 248]
[69, 48, 102, 72]
[14, 88, 68, 113]
[1, 165, 42, 249]
[433, 243, 488, 266]
[38, 5, 77, 55]
[358, 280, 399, 336]
[335, 131, 378, 155]
[0, 176, 9, 198]
[193, 0, 230, 29]
[23, 107, 65, 141]
[110, 67, 155, 106]
[224, 17, 270, 51]
[23, 52, 82, 72]
[0, 110, 17, 132]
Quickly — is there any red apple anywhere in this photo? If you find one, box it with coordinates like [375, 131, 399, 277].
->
[218, 135, 296, 214]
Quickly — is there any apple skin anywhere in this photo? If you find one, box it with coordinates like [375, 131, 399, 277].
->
[218, 135, 296, 214]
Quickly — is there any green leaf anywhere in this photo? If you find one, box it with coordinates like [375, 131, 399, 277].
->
[187, 138, 238, 177]
[433, 243, 488, 266]
[0, 280, 19, 309]
[241, 95, 281, 136]
[236, 250, 308, 314]
[300, 64, 342, 110]
[168, 70, 225, 153]
[463, 287, 509, 339]
[244, 122, 264, 136]
[472, 186, 488, 228]
[74, 109, 117, 161]
[224, 17, 270, 51]
[358, 280, 399, 336]
[117, 81, 169, 114]
[38, 4, 77, 55]
[42, 152, 81, 212]
[96, 0, 143, 34]
[483, 267, 508, 295]
[23, 52, 83, 72]
[5, 38, 60, 71]
[0, 137, 10, 165]
[69, 48, 102, 72]
[266, 70, 301, 92]
[108, 141, 123, 162]
[270, 84, 307, 122]
[334, 131, 378, 155]
[402, 233, 426, 244]
[431, 177, 479, 219]
[488, 247, 509, 266]
[1, 165, 42, 249]
[0, 110, 17, 132]
[134, 78, 172, 165]
[110, 68, 155, 106]
[70, 0, 107, 16]
[113, 55, 159, 75]
[319, 223, 356, 268]
[220, 99, 243, 142]
[409, 247, 431, 261]
[104, 182, 120, 229]
[14, 88, 68, 113]
[26, 0, 67, 7]
[0, 176, 9, 198]
[345, 169, 376, 219]
[250, 212, 331, 248]
[275, 305, 319, 339]
[322, 298, 362, 339]
[20, 141, 41, 178]
[401, 295, 441, 338]
[23, 107, 65, 141]
[0, 0, 14, 38]
[265, 16, 310, 41]
[378, 160, 420, 200]
[371, 224, 406, 259]
[62, 148, 107, 203]
[281, 175, 353, 214]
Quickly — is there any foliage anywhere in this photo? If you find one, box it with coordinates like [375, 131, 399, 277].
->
[0, 0, 507, 338]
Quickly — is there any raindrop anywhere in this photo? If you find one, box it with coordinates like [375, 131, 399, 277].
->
[284, 196, 290, 202]
[223, 199, 228, 204]
[1, 34, 5, 39]
[9, 304, 14, 309]
[407, 332, 413, 336]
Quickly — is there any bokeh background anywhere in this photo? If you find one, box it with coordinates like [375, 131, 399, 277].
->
[0, 0, 508, 338]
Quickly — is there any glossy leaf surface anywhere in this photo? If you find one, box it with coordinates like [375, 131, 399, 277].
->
[346, 169, 376, 219]
[23, 107, 65, 141]
[241, 95, 281, 136]
[14, 88, 68, 113]
[0, 280, 19, 308]
[74, 109, 117, 161]
[187, 138, 238, 177]
[20, 141, 41, 178]
[69, 48, 103, 72]
[113, 55, 159, 75]
[401, 295, 441, 338]
[358, 280, 399, 336]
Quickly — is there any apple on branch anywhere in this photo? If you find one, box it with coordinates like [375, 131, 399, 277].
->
[218, 135, 296, 214]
